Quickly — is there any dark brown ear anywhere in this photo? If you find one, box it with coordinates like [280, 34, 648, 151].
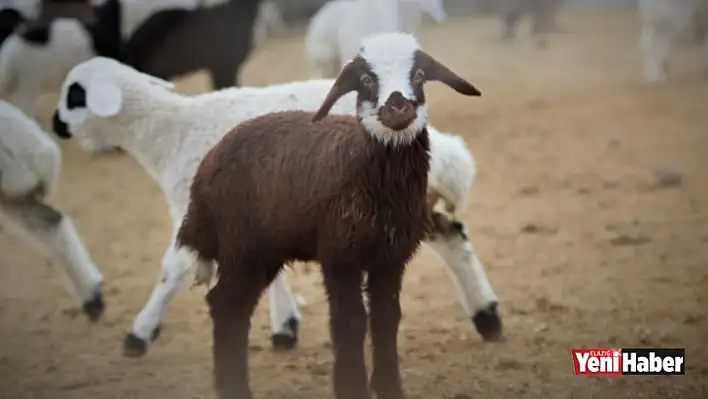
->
[417, 50, 482, 97]
[312, 61, 360, 122]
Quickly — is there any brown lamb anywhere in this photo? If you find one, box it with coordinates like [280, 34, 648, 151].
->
[175, 32, 481, 399]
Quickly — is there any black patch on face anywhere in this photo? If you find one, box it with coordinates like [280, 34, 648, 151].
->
[410, 51, 428, 106]
[0, 8, 25, 46]
[66, 83, 87, 109]
[52, 110, 71, 139]
[19, 22, 50, 45]
[346, 56, 379, 109]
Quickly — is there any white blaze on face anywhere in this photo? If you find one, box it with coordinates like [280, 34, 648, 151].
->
[357, 32, 429, 147]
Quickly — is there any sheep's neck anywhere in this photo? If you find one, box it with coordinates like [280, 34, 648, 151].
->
[110, 85, 190, 184]
[361, 128, 430, 207]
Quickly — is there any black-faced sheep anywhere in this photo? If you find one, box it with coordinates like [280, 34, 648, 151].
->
[175, 32, 481, 399]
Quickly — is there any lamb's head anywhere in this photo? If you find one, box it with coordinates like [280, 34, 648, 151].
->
[51, 57, 174, 151]
[312, 32, 480, 147]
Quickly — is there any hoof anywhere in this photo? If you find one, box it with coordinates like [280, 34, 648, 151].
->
[271, 316, 299, 351]
[123, 326, 162, 357]
[472, 302, 503, 342]
[82, 287, 105, 322]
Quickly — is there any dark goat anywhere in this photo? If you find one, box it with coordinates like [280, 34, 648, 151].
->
[123, 0, 261, 89]
[84, 0, 123, 59]
[0, 8, 25, 46]
[176, 32, 481, 399]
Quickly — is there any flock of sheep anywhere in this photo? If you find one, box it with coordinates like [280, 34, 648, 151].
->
[1, 0, 707, 397]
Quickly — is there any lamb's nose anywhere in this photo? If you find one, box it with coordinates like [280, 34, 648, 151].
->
[386, 92, 410, 114]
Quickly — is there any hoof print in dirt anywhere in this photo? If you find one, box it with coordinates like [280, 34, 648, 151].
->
[472, 302, 503, 342]
[520, 223, 556, 235]
[610, 234, 651, 247]
[271, 316, 300, 351]
[653, 167, 683, 189]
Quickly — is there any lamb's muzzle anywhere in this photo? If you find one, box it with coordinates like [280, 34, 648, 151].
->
[52, 110, 71, 139]
[379, 91, 417, 130]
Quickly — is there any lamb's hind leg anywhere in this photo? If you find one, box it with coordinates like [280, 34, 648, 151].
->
[208, 256, 279, 399]
[124, 238, 196, 357]
[268, 269, 302, 350]
[0, 197, 104, 320]
[424, 211, 502, 341]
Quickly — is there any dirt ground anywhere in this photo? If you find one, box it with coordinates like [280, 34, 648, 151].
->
[1, 7, 707, 399]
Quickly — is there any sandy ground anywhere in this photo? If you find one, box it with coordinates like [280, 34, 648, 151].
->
[1, 7, 707, 399]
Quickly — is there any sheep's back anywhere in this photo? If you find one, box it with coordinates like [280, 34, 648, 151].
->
[194, 110, 369, 238]
[138, 4, 258, 78]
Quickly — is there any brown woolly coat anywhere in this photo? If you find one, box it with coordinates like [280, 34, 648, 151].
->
[177, 110, 432, 272]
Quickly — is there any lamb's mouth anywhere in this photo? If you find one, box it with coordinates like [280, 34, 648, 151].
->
[52, 110, 72, 139]
[378, 105, 417, 131]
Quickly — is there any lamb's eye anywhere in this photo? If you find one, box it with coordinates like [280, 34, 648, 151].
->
[360, 74, 373, 88]
[413, 69, 425, 85]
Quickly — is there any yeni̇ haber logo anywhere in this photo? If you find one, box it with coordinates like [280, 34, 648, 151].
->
[571, 348, 685, 376]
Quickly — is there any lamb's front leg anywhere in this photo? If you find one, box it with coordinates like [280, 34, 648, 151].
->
[424, 212, 503, 341]
[322, 263, 370, 399]
[366, 264, 406, 399]
[268, 269, 303, 350]
[0, 198, 104, 320]
[124, 239, 195, 357]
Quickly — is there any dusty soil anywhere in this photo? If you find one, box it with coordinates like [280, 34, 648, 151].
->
[1, 7, 707, 399]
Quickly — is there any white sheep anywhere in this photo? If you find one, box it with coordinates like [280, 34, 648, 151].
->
[638, 0, 708, 82]
[52, 56, 502, 357]
[304, 0, 447, 78]
[0, 99, 104, 320]
[0, 0, 40, 20]
[0, 0, 121, 125]
[0, 0, 198, 126]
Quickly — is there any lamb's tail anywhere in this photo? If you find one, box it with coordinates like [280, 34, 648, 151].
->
[0, 35, 21, 95]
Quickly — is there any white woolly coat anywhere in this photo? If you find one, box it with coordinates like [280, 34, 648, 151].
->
[0, 19, 94, 101]
[0, 100, 60, 198]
